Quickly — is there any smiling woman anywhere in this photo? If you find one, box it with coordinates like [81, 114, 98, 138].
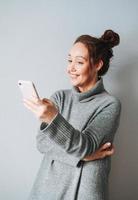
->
[67, 42, 101, 93]
[26, 29, 122, 200]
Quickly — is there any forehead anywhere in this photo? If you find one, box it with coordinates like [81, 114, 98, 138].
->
[68, 42, 89, 59]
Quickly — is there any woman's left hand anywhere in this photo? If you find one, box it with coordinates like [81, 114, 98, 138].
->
[23, 96, 59, 123]
[82, 142, 115, 161]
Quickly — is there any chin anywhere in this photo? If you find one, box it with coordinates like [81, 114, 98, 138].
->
[69, 76, 83, 87]
[70, 80, 81, 87]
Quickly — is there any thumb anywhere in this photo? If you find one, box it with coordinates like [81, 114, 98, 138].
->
[42, 98, 52, 104]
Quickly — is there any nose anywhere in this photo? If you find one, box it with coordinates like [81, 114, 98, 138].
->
[68, 62, 76, 73]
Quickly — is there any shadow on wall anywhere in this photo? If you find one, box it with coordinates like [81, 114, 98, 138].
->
[109, 52, 138, 200]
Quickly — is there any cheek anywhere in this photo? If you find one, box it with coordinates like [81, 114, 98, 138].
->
[79, 65, 90, 77]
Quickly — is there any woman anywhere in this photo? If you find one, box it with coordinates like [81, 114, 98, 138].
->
[24, 29, 122, 200]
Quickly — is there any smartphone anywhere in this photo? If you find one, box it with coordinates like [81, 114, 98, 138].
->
[18, 80, 40, 100]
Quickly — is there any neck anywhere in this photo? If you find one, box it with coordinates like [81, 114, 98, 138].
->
[77, 76, 99, 93]
[71, 77, 105, 103]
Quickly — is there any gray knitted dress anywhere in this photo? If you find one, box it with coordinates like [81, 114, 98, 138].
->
[28, 77, 122, 200]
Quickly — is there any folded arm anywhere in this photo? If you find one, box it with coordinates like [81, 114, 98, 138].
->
[37, 97, 121, 162]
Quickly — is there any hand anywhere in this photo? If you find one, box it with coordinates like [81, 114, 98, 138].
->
[82, 142, 115, 161]
[23, 96, 59, 123]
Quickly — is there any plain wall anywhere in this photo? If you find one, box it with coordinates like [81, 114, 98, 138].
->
[0, 0, 138, 199]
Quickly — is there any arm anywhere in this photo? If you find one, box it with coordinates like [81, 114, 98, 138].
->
[82, 142, 115, 161]
[37, 99, 121, 161]
[36, 91, 60, 153]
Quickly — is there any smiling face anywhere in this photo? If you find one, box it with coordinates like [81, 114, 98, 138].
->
[67, 42, 103, 92]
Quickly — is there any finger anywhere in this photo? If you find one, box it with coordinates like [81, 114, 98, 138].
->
[23, 102, 38, 116]
[31, 95, 41, 104]
[23, 101, 35, 112]
[23, 99, 38, 110]
[109, 147, 115, 154]
[100, 142, 111, 150]
[105, 148, 115, 156]
[29, 97, 41, 105]
[23, 98, 38, 106]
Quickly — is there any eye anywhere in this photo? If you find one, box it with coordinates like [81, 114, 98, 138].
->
[78, 62, 83, 64]
[68, 59, 72, 63]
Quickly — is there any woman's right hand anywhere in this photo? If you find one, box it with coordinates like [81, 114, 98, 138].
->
[82, 143, 115, 161]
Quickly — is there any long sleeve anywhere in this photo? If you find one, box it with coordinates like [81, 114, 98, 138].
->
[36, 91, 60, 154]
[37, 99, 121, 161]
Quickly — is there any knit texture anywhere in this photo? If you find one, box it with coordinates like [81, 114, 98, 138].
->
[28, 77, 122, 200]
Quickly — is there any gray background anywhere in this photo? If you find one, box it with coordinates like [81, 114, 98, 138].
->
[0, 0, 137, 199]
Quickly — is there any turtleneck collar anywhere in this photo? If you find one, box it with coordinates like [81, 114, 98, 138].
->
[71, 77, 106, 103]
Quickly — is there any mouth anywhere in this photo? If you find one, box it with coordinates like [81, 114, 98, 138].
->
[70, 74, 79, 78]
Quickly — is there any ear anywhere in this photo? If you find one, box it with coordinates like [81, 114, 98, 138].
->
[96, 60, 103, 72]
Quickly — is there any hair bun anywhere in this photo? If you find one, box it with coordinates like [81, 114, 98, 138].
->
[100, 29, 120, 48]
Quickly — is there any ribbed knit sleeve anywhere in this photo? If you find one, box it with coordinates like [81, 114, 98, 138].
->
[36, 91, 60, 154]
[38, 99, 121, 161]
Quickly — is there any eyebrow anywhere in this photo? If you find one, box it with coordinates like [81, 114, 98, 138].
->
[68, 54, 87, 61]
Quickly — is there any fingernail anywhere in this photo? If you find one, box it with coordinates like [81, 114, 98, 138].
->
[107, 142, 111, 146]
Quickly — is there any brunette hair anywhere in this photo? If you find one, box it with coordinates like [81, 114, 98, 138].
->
[74, 29, 120, 76]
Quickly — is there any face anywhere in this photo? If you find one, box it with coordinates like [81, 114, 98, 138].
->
[67, 42, 100, 92]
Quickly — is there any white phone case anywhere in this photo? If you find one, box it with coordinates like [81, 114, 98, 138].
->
[18, 80, 40, 100]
